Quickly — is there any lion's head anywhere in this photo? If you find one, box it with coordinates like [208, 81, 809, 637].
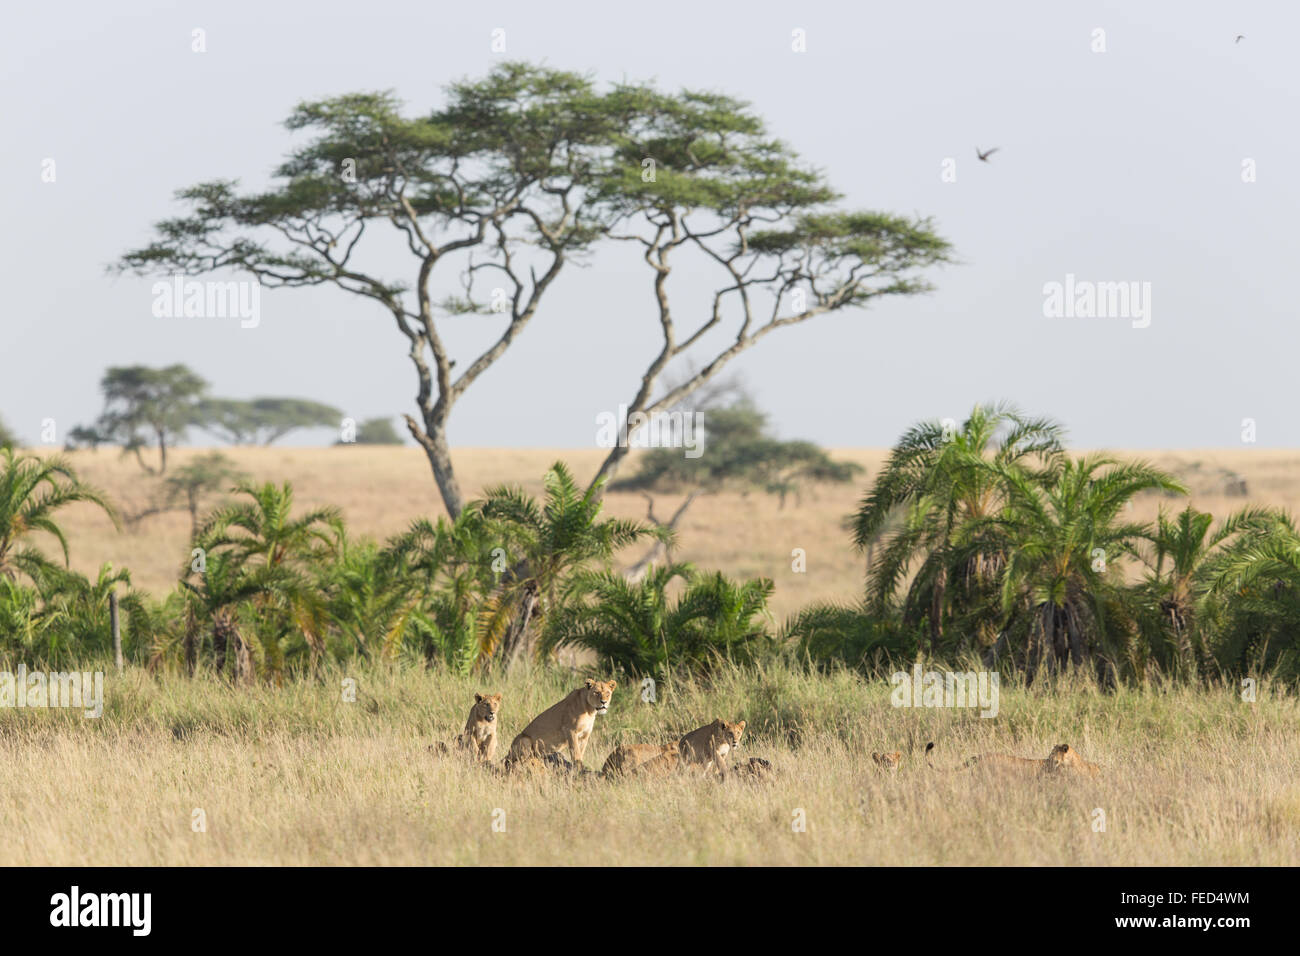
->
[718, 719, 745, 750]
[1046, 743, 1097, 775]
[472, 692, 502, 724]
[583, 678, 617, 714]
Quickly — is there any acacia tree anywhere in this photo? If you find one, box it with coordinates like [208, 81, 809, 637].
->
[587, 85, 952, 493]
[196, 397, 342, 445]
[117, 64, 951, 516]
[71, 365, 207, 474]
[118, 64, 629, 516]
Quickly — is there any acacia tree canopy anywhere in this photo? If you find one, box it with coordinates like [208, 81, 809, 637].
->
[116, 62, 951, 515]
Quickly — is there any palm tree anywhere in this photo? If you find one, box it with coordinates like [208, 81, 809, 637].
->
[988, 454, 1184, 681]
[541, 563, 773, 677]
[374, 511, 502, 668]
[1137, 505, 1285, 677]
[191, 482, 342, 681]
[0, 448, 118, 583]
[851, 403, 1065, 654]
[1195, 513, 1300, 681]
[179, 550, 287, 683]
[478, 461, 671, 666]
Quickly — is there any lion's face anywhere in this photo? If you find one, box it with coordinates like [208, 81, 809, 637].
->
[473, 693, 502, 723]
[720, 719, 745, 750]
[583, 679, 617, 714]
[1048, 743, 1082, 770]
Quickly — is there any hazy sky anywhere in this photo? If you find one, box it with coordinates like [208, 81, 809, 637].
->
[3, 0, 1295, 450]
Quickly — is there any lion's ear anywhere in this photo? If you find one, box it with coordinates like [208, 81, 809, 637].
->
[585, 678, 595, 688]
[737, 720, 746, 731]
[492, 694, 502, 703]
[475, 693, 483, 703]
[608, 680, 617, 690]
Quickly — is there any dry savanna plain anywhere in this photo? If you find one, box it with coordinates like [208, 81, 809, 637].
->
[4, 446, 1300, 866]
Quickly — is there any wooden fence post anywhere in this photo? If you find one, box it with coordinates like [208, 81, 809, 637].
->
[110, 591, 123, 671]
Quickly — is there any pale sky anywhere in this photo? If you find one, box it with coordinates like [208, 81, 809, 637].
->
[3, 0, 1295, 449]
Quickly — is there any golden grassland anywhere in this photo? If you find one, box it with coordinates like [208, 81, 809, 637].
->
[1, 661, 1295, 866]
[34, 445, 1300, 622]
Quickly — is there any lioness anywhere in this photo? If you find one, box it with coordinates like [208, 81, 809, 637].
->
[432, 692, 502, 762]
[456, 692, 502, 762]
[871, 750, 902, 772]
[506, 679, 617, 771]
[602, 742, 678, 776]
[925, 741, 1100, 777]
[678, 719, 746, 780]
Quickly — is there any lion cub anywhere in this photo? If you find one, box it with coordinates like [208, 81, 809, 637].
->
[433, 692, 502, 762]
[457, 692, 502, 761]
[602, 742, 678, 776]
[678, 719, 746, 780]
[871, 750, 902, 772]
[506, 679, 617, 771]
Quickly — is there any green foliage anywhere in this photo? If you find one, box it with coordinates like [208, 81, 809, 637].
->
[0, 414, 17, 449]
[543, 563, 773, 678]
[0, 448, 118, 584]
[783, 601, 920, 674]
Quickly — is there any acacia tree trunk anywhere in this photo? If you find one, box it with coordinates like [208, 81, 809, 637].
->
[406, 416, 465, 518]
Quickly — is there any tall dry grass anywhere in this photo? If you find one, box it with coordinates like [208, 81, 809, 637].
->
[2, 660, 1295, 865]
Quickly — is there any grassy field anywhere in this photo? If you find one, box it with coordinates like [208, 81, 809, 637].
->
[1, 661, 1294, 866]
[10, 445, 1300, 866]
[40, 445, 1300, 622]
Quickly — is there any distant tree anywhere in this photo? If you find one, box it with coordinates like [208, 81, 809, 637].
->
[0, 415, 16, 449]
[614, 388, 861, 576]
[196, 397, 343, 445]
[338, 417, 404, 445]
[72, 365, 207, 474]
[163, 452, 248, 536]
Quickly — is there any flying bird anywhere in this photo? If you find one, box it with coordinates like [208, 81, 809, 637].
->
[1235, 34, 1245, 44]
[976, 146, 1000, 163]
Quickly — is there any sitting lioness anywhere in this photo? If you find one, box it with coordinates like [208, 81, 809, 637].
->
[507, 679, 617, 771]
[602, 742, 678, 776]
[678, 719, 746, 780]
[925, 741, 1100, 777]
